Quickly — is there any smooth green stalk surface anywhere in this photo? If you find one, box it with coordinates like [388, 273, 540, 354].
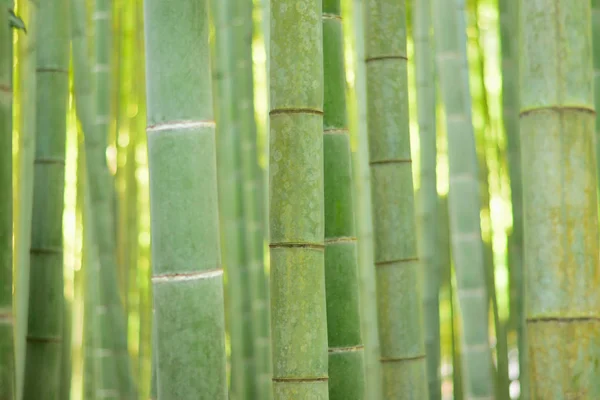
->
[144, 1, 227, 398]
[269, 0, 329, 398]
[351, 0, 381, 398]
[520, 1, 600, 397]
[0, 2, 14, 398]
[229, 0, 271, 396]
[432, 0, 494, 397]
[413, 0, 441, 397]
[363, 1, 427, 397]
[210, 0, 247, 397]
[22, 0, 69, 396]
[15, 2, 37, 398]
[595, 0, 600, 186]
[322, 1, 365, 399]
[92, 0, 136, 396]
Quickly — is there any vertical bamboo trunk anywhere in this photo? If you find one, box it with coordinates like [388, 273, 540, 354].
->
[520, 1, 600, 397]
[22, 0, 69, 396]
[92, 0, 136, 395]
[209, 0, 248, 397]
[322, 0, 366, 399]
[269, 0, 329, 398]
[229, 0, 271, 396]
[432, 0, 494, 397]
[144, 0, 227, 398]
[363, 0, 428, 397]
[594, 1, 600, 187]
[414, 0, 441, 397]
[15, 2, 37, 398]
[351, 0, 381, 398]
[0, 2, 14, 397]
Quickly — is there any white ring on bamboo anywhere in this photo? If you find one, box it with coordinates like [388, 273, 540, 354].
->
[147, 120, 216, 133]
[152, 269, 223, 283]
[92, 11, 110, 21]
[93, 64, 110, 73]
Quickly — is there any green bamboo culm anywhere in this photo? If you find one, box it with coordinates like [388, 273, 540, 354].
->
[432, 0, 494, 397]
[229, 0, 271, 396]
[269, 0, 329, 398]
[351, 0, 382, 397]
[322, 1, 365, 399]
[520, 1, 600, 397]
[0, 1, 14, 398]
[594, 0, 600, 186]
[91, 0, 136, 396]
[413, 0, 440, 397]
[210, 0, 247, 396]
[143, 0, 228, 398]
[22, 0, 69, 396]
[363, 0, 428, 397]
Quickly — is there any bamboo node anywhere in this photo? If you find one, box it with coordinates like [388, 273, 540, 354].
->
[269, 242, 325, 251]
[322, 13, 342, 21]
[369, 158, 412, 166]
[519, 105, 596, 117]
[324, 236, 357, 244]
[152, 268, 224, 284]
[34, 157, 66, 166]
[328, 344, 364, 354]
[36, 67, 69, 74]
[380, 354, 426, 363]
[147, 120, 216, 132]
[375, 257, 419, 268]
[272, 376, 328, 383]
[323, 128, 349, 135]
[526, 316, 600, 323]
[365, 54, 408, 63]
[26, 335, 61, 343]
[269, 108, 324, 116]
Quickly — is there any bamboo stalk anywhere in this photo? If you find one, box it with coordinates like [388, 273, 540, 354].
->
[414, 0, 441, 397]
[322, 0, 366, 399]
[0, 1, 14, 397]
[520, 1, 600, 396]
[143, 0, 228, 397]
[22, 0, 70, 395]
[432, 0, 494, 396]
[363, 0, 428, 396]
[269, 0, 329, 398]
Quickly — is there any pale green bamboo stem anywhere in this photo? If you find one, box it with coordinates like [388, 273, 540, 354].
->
[520, 1, 600, 397]
[432, 0, 494, 396]
[351, 0, 381, 398]
[414, 0, 441, 397]
[595, 1, 600, 187]
[269, 0, 329, 398]
[229, 0, 271, 396]
[22, 0, 69, 395]
[363, 0, 428, 397]
[0, 3, 14, 398]
[144, 0, 227, 398]
[209, 1, 247, 397]
[15, 2, 37, 399]
[498, 0, 526, 394]
[322, 1, 366, 399]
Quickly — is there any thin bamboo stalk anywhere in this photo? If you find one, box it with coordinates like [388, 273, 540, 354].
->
[22, 0, 69, 395]
[322, 0, 366, 399]
[0, 1, 14, 397]
[432, 0, 494, 396]
[414, 0, 441, 396]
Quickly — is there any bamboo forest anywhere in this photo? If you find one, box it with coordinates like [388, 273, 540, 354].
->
[1, 0, 598, 399]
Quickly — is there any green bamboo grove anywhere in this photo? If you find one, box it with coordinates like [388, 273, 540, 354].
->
[3, 0, 600, 398]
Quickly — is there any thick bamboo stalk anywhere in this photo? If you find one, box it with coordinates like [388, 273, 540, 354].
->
[0, 2, 14, 397]
[520, 1, 600, 397]
[15, 2, 37, 398]
[594, 1, 600, 186]
[322, 1, 366, 399]
[363, 0, 428, 397]
[413, 0, 441, 397]
[269, 0, 329, 398]
[351, 0, 381, 398]
[143, 0, 227, 398]
[431, 0, 494, 396]
[22, 0, 69, 395]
